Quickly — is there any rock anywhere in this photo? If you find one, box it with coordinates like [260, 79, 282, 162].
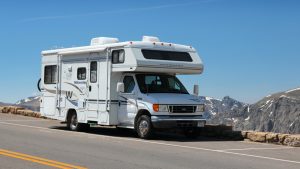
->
[35, 113, 41, 118]
[283, 135, 300, 147]
[266, 133, 279, 143]
[241, 131, 248, 138]
[23, 110, 33, 116]
[11, 107, 25, 114]
[247, 131, 267, 142]
[278, 134, 290, 144]
[0, 107, 3, 113]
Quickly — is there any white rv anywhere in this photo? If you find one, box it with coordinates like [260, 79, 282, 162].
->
[38, 36, 205, 139]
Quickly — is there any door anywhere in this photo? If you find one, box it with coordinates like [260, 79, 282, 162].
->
[87, 60, 100, 118]
[118, 75, 138, 125]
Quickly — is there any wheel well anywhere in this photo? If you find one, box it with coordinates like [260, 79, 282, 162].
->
[66, 109, 76, 122]
[134, 109, 151, 129]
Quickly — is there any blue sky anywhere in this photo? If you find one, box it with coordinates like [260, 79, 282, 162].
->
[0, 0, 299, 103]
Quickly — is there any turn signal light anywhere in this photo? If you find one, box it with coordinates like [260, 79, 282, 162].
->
[153, 104, 159, 112]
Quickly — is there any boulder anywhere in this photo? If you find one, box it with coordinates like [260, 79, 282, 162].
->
[247, 131, 267, 142]
[11, 107, 25, 114]
[278, 134, 290, 144]
[266, 133, 279, 143]
[35, 113, 41, 118]
[241, 131, 248, 138]
[2, 107, 9, 113]
[23, 110, 33, 116]
[283, 135, 300, 147]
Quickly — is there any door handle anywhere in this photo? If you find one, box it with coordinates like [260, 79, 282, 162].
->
[89, 86, 92, 92]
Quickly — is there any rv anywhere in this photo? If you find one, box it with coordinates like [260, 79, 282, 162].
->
[38, 36, 205, 139]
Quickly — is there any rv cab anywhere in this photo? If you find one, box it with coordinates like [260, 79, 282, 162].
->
[39, 36, 205, 139]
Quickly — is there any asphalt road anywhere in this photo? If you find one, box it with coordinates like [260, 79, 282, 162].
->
[0, 113, 299, 169]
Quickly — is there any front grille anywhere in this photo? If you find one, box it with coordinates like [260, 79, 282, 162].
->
[169, 105, 196, 113]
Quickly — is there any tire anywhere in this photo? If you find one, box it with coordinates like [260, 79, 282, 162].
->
[136, 115, 153, 139]
[67, 112, 89, 131]
[184, 128, 199, 139]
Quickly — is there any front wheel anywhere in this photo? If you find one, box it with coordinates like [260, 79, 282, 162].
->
[136, 115, 153, 139]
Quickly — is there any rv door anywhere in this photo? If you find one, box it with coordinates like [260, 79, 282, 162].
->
[86, 59, 100, 118]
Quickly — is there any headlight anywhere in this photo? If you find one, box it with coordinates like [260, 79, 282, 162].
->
[196, 104, 205, 112]
[153, 104, 169, 112]
[159, 105, 169, 112]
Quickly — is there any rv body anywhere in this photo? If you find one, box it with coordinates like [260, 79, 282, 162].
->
[39, 36, 205, 138]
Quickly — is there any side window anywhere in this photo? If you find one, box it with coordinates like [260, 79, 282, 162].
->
[123, 76, 135, 93]
[44, 65, 57, 84]
[112, 49, 125, 64]
[77, 67, 86, 80]
[90, 61, 97, 83]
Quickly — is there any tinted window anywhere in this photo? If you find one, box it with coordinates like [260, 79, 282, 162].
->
[142, 49, 193, 62]
[90, 61, 97, 83]
[112, 50, 125, 64]
[77, 67, 86, 80]
[136, 74, 189, 94]
[44, 65, 57, 84]
[123, 76, 135, 93]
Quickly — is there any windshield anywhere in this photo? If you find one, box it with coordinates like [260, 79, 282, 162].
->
[136, 74, 189, 94]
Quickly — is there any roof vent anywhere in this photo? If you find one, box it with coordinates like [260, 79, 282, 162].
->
[91, 37, 119, 46]
[142, 36, 160, 42]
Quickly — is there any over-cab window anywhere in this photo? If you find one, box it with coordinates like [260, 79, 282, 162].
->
[123, 76, 135, 93]
[77, 67, 86, 80]
[44, 65, 57, 84]
[112, 50, 125, 64]
[141, 49, 193, 62]
[90, 61, 97, 83]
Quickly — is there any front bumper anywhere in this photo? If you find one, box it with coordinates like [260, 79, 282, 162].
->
[151, 115, 206, 129]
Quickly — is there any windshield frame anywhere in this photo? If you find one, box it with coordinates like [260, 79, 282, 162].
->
[135, 74, 189, 94]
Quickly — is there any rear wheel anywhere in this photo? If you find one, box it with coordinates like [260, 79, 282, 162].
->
[136, 115, 153, 139]
[67, 112, 89, 131]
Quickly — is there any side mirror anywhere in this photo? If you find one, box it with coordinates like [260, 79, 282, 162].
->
[117, 82, 124, 93]
[193, 84, 199, 96]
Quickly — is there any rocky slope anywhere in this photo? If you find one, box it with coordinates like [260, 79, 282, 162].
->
[234, 88, 300, 134]
[199, 96, 248, 125]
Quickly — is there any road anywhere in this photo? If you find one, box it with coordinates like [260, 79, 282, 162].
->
[0, 113, 299, 169]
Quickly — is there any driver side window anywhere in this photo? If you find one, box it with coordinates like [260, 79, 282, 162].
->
[123, 76, 135, 93]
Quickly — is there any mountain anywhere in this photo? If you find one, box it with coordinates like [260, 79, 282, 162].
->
[0, 102, 12, 106]
[199, 96, 248, 125]
[234, 88, 300, 134]
[15, 96, 40, 112]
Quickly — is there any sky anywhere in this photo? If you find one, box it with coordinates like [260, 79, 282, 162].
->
[0, 0, 299, 104]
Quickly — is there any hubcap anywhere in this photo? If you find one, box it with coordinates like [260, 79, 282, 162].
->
[139, 120, 149, 137]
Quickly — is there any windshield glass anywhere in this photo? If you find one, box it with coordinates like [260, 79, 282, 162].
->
[136, 74, 189, 94]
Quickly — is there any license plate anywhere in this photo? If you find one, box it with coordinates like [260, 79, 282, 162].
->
[197, 121, 205, 127]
